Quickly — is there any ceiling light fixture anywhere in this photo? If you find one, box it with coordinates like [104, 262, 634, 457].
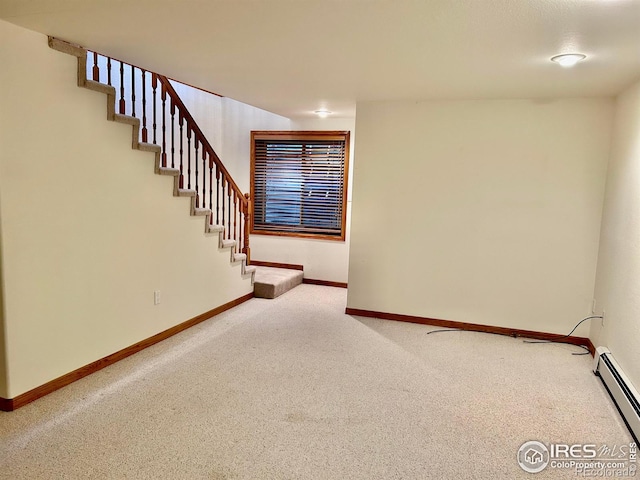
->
[550, 53, 587, 68]
[314, 109, 331, 118]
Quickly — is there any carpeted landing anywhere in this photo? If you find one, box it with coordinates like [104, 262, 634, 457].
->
[253, 266, 303, 299]
[0, 284, 633, 479]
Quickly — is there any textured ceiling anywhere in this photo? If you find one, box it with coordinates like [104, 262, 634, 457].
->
[1, 0, 639, 119]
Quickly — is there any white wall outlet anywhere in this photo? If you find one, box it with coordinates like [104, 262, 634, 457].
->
[154, 290, 161, 305]
[601, 309, 605, 326]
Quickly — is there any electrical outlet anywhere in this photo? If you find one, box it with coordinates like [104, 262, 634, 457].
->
[601, 309, 605, 326]
[154, 290, 161, 305]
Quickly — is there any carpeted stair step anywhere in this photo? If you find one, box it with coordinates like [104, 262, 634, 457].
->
[253, 267, 303, 299]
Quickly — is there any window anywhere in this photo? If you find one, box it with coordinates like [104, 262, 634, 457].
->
[251, 131, 350, 241]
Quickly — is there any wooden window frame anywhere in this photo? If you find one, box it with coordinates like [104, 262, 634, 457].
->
[250, 131, 350, 241]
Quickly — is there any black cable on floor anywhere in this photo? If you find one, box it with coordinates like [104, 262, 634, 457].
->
[426, 316, 601, 356]
[523, 315, 602, 355]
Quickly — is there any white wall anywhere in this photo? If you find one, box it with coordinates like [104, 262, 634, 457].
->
[168, 84, 293, 195]
[347, 98, 613, 336]
[0, 226, 6, 398]
[249, 117, 356, 283]
[0, 20, 253, 399]
[220, 97, 291, 193]
[170, 80, 224, 154]
[591, 79, 640, 391]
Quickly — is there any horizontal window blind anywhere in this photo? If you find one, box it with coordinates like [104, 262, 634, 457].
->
[251, 132, 349, 239]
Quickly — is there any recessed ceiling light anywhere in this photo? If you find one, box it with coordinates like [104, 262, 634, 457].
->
[314, 109, 331, 118]
[550, 53, 587, 68]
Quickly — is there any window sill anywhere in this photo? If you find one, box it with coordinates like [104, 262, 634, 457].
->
[250, 230, 346, 242]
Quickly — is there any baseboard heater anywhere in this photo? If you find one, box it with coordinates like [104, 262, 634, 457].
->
[593, 347, 640, 443]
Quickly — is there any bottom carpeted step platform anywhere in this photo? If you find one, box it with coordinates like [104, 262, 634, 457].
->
[253, 267, 303, 299]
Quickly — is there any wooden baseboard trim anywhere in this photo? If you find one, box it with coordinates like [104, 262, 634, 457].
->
[0, 292, 254, 412]
[0, 396, 13, 411]
[345, 307, 595, 355]
[584, 338, 596, 357]
[250, 260, 304, 271]
[248, 262, 348, 288]
[303, 278, 348, 288]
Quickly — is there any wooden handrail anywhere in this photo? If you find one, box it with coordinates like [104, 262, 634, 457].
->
[156, 75, 247, 208]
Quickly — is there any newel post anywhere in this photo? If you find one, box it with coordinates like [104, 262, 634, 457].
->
[243, 193, 251, 264]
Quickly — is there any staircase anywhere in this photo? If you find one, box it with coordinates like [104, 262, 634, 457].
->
[48, 37, 255, 282]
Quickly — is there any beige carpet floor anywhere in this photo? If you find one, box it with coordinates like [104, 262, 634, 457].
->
[0, 285, 633, 479]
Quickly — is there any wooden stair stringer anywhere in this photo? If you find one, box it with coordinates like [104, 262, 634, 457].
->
[47, 36, 255, 283]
